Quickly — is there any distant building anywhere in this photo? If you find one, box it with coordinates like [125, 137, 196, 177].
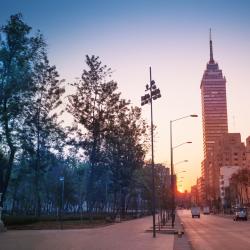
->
[190, 185, 198, 206]
[197, 177, 205, 205]
[205, 133, 250, 206]
[200, 31, 228, 204]
[154, 164, 171, 190]
[200, 30, 228, 159]
[214, 133, 246, 168]
[189, 177, 205, 206]
[213, 133, 246, 199]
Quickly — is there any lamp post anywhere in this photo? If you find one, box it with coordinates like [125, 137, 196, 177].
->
[59, 176, 64, 230]
[170, 114, 198, 228]
[141, 67, 161, 238]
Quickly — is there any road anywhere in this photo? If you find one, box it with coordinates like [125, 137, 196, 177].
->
[0, 216, 174, 250]
[178, 209, 250, 250]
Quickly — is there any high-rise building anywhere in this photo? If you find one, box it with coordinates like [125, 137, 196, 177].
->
[200, 30, 228, 203]
[201, 30, 228, 158]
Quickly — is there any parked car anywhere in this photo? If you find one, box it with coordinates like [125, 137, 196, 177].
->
[233, 207, 248, 221]
[191, 206, 200, 218]
[203, 206, 210, 215]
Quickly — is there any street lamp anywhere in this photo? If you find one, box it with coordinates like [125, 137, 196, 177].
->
[59, 176, 64, 230]
[170, 114, 198, 228]
[173, 141, 192, 150]
[174, 160, 188, 166]
[141, 67, 161, 238]
[175, 170, 187, 174]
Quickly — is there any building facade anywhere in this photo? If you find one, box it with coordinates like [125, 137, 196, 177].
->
[207, 133, 250, 207]
[200, 31, 228, 204]
[190, 185, 198, 206]
[197, 177, 205, 205]
[200, 31, 228, 159]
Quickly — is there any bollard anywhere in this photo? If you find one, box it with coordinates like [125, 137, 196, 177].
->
[178, 229, 182, 238]
[115, 214, 121, 223]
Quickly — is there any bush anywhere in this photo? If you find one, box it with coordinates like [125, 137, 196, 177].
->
[3, 213, 108, 226]
[3, 216, 39, 226]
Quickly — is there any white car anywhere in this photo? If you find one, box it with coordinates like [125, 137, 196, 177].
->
[203, 206, 210, 215]
[191, 207, 200, 218]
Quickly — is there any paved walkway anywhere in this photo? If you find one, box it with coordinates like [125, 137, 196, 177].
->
[0, 216, 174, 250]
[173, 211, 192, 250]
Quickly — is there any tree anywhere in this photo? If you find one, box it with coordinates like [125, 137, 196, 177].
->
[0, 13, 45, 205]
[0, 149, 8, 200]
[230, 168, 250, 205]
[67, 55, 126, 211]
[21, 54, 65, 216]
[105, 106, 149, 215]
[67, 55, 150, 214]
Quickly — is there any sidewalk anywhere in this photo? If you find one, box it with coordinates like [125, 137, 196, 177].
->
[173, 211, 192, 250]
[0, 216, 174, 250]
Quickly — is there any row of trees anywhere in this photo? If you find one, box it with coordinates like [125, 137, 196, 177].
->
[0, 14, 171, 218]
[225, 168, 250, 208]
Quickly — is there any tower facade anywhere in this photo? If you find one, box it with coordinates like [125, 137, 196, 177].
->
[200, 31, 228, 203]
[201, 31, 228, 159]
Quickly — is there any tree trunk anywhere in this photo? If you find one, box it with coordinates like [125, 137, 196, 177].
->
[35, 107, 41, 217]
[121, 189, 126, 218]
[0, 150, 16, 207]
[1, 98, 16, 207]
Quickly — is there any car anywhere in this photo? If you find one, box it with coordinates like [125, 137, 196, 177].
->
[233, 207, 248, 221]
[203, 206, 210, 215]
[191, 206, 200, 218]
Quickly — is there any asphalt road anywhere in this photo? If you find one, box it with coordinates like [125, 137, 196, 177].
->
[178, 209, 250, 250]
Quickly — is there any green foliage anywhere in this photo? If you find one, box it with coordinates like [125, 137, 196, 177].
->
[0, 13, 46, 204]
[67, 55, 149, 212]
[230, 168, 250, 205]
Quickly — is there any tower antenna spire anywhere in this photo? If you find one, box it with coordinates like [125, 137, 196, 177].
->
[209, 28, 214, 63]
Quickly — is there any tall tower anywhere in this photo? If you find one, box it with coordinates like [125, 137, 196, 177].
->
[200, 30, 228, 202]
[201, 30, 228, 158]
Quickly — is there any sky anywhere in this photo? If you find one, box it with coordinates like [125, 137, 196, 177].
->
[1, 0, 250, 191]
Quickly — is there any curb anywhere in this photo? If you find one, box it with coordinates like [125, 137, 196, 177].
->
[173, 215, 192, 250]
